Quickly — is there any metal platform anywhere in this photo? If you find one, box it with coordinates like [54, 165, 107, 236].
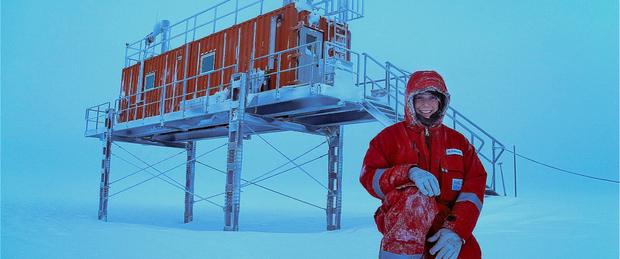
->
[85, 81, 381, 148]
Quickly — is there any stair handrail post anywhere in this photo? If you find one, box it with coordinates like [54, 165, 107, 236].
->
[513, 145, 517, 197]
[385, 61, 391, 108]
[362, 53, 369, 99]
[452, 109, 457, 130]
[492, 141, 497, 192]
[498, 162, 507, 196]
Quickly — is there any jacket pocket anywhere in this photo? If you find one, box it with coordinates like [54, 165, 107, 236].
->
[439, 154, 465, 203]
[374, 205, 387, 234]
[393, 148, 419, 168]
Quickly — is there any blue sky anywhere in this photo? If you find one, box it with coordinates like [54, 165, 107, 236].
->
[2, 0, 618, 209]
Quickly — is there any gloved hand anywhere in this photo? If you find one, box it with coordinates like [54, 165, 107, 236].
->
[428, 228, 464, 259]
[408, 167, 441, 196]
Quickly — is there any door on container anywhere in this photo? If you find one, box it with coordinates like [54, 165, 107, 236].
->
[297, 27, 323, 84]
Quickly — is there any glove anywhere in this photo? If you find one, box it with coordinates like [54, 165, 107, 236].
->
[428, 228, 463, 259]
[408, 167, 441, 196]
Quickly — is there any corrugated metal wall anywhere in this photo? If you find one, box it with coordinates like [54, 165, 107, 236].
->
[118, 4, 334, 123]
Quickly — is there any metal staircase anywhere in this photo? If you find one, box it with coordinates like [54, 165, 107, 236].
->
[361, 100, 398, 127]
[357, 53, 506, 188]
[359, 54, 408, 127]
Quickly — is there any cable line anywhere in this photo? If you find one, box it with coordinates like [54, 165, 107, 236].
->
[501, 147, 619, 184]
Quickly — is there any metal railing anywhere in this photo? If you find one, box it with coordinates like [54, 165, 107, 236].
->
[360, 53, 407, 122]
[323, 41, 361, 85]
[312, 0, 365, 23]
[114, 65, 238, 125]
[248, 41, 322, 98]
[85, 102, 111, 135]
[357, 52, 506, 191]
[125, 0, 266, 67]
[444, 107, 506, 192]
[114, 40, 355, 127]
[89, 36, 508, 193]
[247, 40, 361, 95]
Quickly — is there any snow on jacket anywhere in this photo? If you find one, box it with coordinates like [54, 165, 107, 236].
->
[359, 71, 487, 242]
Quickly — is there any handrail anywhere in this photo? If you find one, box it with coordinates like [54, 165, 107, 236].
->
[249, 41, 325, 94]
[85, 102, 110, 135]
[362, 53, 407, 124]
[359, 53, 506, 193]
[363, 53, 409, 87]
[312, 0, 365, 23]
[125, 0, 266, 67]
[114, 64, 238, 124]
[449, 107, 505, 148]
[385, 61, 412, 78]
[444, 111, 486, 154]
[323, 41, 361, 86]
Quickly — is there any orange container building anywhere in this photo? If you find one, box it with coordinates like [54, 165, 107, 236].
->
[117, 3, 348, 124]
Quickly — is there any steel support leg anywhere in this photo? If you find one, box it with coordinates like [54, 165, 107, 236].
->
[326, 126, 343, 230]
[184, 141, 196, 223]
[224, 73, 247, 231]
[98, 109, 114, 221]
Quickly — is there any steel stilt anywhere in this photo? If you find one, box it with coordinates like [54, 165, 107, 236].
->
[98, 109, 114, 221]
[326, 126, 343, 230]
[224, 73, 247, 231]
[184, 141, 197, 223]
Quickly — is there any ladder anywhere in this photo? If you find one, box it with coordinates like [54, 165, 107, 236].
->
[328, 17, 348, 60]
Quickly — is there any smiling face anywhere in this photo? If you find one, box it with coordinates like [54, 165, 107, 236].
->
[413, 92, 440, 119]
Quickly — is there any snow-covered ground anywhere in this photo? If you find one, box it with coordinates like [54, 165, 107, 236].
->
[2, 185, 618, 258]
[2, 0, 618, 258]
[3, 128, 618, 258]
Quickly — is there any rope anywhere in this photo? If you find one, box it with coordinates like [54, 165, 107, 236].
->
[243, 123, 331, 191]
[501, 147, 619, 184]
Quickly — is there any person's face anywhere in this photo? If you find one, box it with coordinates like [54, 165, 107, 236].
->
[413, 93, 440, 119]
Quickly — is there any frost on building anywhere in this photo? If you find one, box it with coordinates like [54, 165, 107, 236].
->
[85, 0, 505, 231]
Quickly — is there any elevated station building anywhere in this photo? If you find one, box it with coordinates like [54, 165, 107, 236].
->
[85, 0, 505, 231]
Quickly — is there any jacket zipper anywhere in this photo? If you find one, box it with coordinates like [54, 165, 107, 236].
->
[425, 126, 441, 194]
[424, 126, 431, 168]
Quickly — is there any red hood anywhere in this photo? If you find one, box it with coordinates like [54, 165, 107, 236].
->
[404, 71, 451, 128]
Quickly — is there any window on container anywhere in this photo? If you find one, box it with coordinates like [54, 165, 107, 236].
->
[306, 34, 317, 53]
[201, 53, 215, 74]
[145, 72, 156, 90]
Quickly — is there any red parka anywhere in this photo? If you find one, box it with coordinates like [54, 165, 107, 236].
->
[360, 71, 486, 257]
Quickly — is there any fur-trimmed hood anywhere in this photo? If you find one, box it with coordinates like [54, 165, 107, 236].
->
[405, 71, 451, 128]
